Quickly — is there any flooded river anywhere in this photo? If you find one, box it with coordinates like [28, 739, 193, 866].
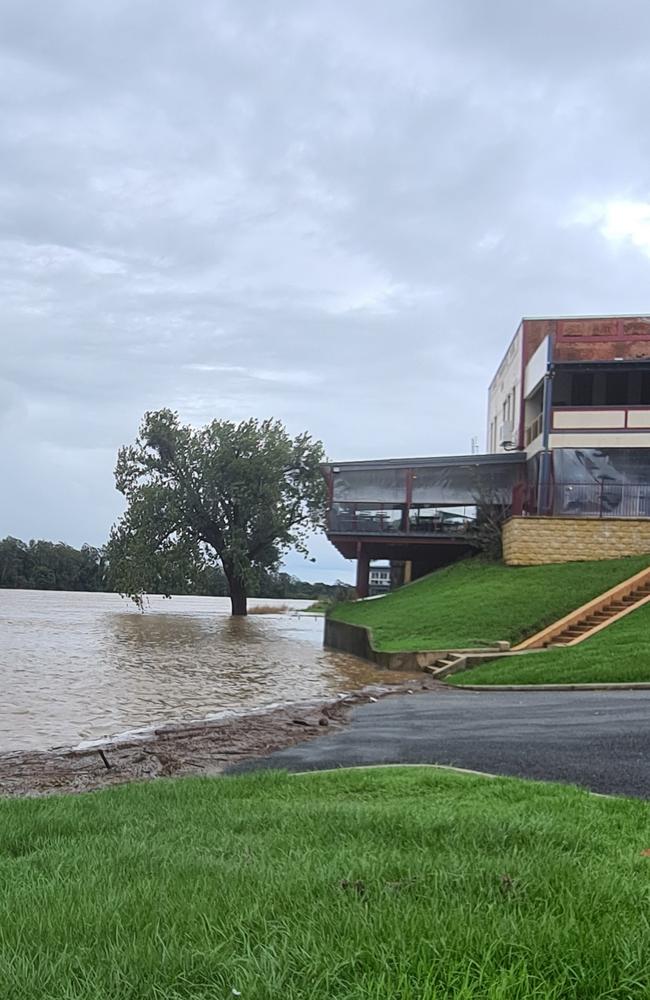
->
[0, 590, 406, 752]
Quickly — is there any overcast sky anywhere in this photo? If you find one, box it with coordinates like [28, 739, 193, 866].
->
[2, 1, 650, 583]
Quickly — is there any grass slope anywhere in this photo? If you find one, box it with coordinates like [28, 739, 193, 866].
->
[330, 555, 650, 651]
[451, 601, 650, 686]
[2, 768, 650, 998]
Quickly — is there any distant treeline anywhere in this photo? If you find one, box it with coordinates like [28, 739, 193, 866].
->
[0, 537, 106, 592]
[0, 536, 350, 600]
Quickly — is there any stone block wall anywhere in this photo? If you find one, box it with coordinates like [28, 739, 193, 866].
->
[502, 516, 650, 566]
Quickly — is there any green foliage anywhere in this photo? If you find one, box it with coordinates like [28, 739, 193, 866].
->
[0, 536, 105, 592]
[253, 571, 353, 602]
[107, 410, 326, 613]
[452, 601, 650, 685]
[0, 535, 345, 601]
[330, 555, 650, 651]
[1, 767, 650, 998]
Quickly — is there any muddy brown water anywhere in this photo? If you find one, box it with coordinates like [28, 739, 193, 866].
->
[0, 590, 410, 752]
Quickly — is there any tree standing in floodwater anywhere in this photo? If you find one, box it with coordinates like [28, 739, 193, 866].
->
[107, 409, 326, 616]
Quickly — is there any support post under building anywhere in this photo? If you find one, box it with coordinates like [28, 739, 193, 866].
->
[355, 542, 369, 599]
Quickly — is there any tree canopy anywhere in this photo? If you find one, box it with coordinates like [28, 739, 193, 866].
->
[0, 537, 105, 592]
[0, 535, 349, 601]
[106, 410, 327, 614]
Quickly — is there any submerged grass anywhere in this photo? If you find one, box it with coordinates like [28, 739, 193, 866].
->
[248, 603, 291, 615]
[1, 767, 650, 998]
[329, 555, 650, 651]
[451, 601, 650, 686]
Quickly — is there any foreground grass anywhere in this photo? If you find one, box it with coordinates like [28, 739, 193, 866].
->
[2, 768, 650, 998]
[451, 602, 650, 686]
[329, 555, 650, 651]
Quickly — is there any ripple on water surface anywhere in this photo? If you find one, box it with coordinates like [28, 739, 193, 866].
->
[0, 591, 412, 751]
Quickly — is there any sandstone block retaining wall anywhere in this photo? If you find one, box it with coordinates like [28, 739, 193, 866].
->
[502, 516, 650, 566]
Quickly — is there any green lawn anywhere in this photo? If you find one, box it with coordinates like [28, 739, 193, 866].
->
[330, 555, 650, 651]
[2, 767, 650, 998]
[451, 601, 650, 686]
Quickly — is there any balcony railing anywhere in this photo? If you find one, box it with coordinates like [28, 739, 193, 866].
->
[327, 505, 475, 536]
[525, 413, 543, 445]
[552, 406, 650, 431]
[513, 482, 650, 519]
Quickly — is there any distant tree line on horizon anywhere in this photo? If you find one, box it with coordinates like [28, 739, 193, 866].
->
[0, 536, 350, 601]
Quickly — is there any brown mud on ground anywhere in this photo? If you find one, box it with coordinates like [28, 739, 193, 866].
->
[0, 677, 444, 798]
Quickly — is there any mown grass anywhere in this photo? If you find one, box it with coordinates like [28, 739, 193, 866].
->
[329, 555, 650, 651]
[451, 601, 650, 686]
[2, 767, 650, 998]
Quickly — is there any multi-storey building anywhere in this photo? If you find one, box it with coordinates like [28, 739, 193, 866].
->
[487, 315, 650, 517]
[323, 315, 650, 596]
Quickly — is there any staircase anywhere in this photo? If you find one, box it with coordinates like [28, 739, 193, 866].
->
[425, 652, 467, 677]
[515, 566, 650, 651]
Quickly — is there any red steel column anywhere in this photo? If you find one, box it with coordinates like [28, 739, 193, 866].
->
[356, 542, 369, 599]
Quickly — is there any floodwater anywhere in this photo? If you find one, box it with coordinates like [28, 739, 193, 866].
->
[0, 590, 408, 752]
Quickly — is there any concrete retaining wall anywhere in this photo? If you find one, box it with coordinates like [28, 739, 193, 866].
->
[323, 617, 422, 670]
[503, 516, 650, 566]
[323, 617, 502, 673]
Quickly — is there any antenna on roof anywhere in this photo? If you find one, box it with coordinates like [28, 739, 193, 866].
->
[471, 436, 479, 455]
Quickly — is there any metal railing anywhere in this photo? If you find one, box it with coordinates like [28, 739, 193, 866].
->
[513, 482, 650, 519]
[327, 505, 475, 536]
[525, 413, 543, 445]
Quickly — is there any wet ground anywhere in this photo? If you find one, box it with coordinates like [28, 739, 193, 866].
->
[229, 688, 650, 798]
[0, 678, 441, 797]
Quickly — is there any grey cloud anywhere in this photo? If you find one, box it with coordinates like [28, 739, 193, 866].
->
[2, 0, 650, 582]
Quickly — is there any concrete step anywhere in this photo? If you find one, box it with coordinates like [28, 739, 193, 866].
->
[550, 592, 650, 645]
[431, 653, 464, 669]
[515, 567, 650, 651]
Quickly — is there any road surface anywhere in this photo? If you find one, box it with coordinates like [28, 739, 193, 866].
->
[228, 688, 650, 797]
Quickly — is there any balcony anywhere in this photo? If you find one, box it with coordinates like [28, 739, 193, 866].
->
[525, 413, 543, 445]
[552, 406, 650, 431]
[514, 482, 650, 519]
[322, 453, 526, 560]
[327, 504, 475, 537]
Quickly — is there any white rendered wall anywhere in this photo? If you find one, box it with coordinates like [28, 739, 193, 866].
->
[486, 326, 523, 452]
[524, 336, 549, 397]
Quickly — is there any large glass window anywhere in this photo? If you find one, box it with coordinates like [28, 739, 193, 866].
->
[605, 372, 628, 405]
[640, 373, 650, 405]
[551, 448, 650, 518]
[553, 368, 650, 407]
[572, 373, 594, 406]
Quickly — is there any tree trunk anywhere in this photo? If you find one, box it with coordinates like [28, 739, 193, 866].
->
[226, 572, 248, 616]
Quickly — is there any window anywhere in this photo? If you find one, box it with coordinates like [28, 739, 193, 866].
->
[605, 372, 628, 406]
[640, 373, 650, 405]
[572, 373, 593, 406]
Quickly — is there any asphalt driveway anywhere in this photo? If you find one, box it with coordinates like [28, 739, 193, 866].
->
[228, 688, 650, 797]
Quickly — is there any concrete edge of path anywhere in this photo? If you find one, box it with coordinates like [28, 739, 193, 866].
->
[288, 763, 615, 797]
[290, 762, 499, 779]
[445, 682, 650, 692]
